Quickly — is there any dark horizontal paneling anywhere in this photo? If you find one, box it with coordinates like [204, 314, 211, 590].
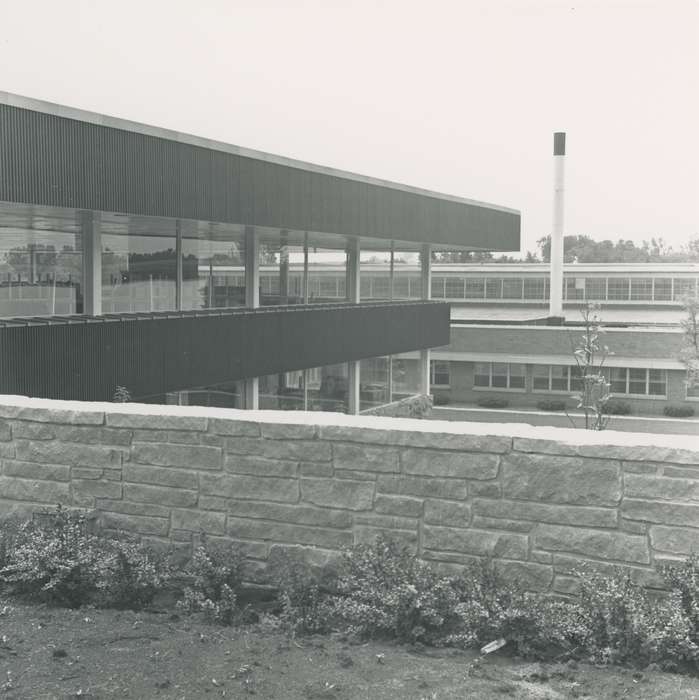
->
[0, 103, 519, 250]
[0, 301, 450, 401]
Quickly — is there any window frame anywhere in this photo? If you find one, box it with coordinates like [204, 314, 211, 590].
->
[473, 362, 526, 392]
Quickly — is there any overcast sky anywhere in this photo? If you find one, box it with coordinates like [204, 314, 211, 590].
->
[1, 0, 697, 255]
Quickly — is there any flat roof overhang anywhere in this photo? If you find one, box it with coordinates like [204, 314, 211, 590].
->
[0, 92, 520, 253]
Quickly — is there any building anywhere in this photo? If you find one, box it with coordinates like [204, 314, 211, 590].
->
[0, 92, 521, 413]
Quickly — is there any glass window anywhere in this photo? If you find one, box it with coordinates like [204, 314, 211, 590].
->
[309, 363, 349, 413]
[445, 276, 465, 299]
[551, 365, 569, 391]
[673, 278, 697, 301]
[0, 220, 83, 317]
[431, 277, 446, 298]
[361, 251, 391, 301]
[532, 365, 550, 391]
[607, 278, 630, 301]
[392, 357, 421, 398]
[523, 278, 546, 300]
[474, 362, 490, 387]
[485, 278, 502, 299]
[502, 278, 523, 299]
[630, 278, 652, 301]
[258, 372, 305, 410]
[431, 360, 450, 387]
[491, 362, 508, 388]
[392, 251, 420, 299]
[610, 367, 627, 394]
[509, 364, 525, 389]
[628, 368, 647, 395]
[360, 356, 390, 410]
[464, 277, 485, 299]
[565, 277, 584, 301]
[102, 217, 177, 313]
[181, 222, 245, 310]
[585, 278, 606, 300]
[648, 369, 666, 396]
[258, 231, 305, 307]
[654, 278, 672, 301]
[687, 381, 699, 399]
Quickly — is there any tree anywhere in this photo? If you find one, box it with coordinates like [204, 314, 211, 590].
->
[679, 296, 699, 393]
[568, 304, 612, 430]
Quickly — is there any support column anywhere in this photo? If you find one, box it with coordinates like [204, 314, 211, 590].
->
[419, 244, 432, 396]
[175, 220, 183, 310]
[347, 238, 361, 414]
[387, 243, 395, 402]
[81, 211, 102, 316]
[303, 232, 309, 304]
[243, 226, 259, 409]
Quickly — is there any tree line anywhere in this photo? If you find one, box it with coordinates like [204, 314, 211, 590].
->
[434, 235, 699, 264]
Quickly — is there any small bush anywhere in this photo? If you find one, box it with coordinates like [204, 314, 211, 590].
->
[477, 397, 509, 409]
[176, 540, 246, 624]
[664, 405, 695, 418]
[329, 536, 463, 645]
[603, 400, 632, 415]
[269, 549, 336, 635]
[536, 399, 567, 412]
[576, 566, 699, 668]
[432, 394, 450, 406]
[0, 506, 169, 609]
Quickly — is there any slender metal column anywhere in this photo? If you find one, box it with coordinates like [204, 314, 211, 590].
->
[244, 226, 259, 409]
[81, 210, 102, 316]
[419, 244, 432, 396]
[175, 220, 183, 310]
[387, 243, 395, 402]
[347, 238, 361, 414]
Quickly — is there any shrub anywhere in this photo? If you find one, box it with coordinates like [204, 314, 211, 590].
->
[664, 405, 695, 418]
[269, 549, 336, 635]
[661, 554, 699, 642]
[477, 397, 509, 409]
[432, 394, 450, 406]
[603, 400, 631, 415]
[0, 506, 169, 609]
[576, 566, 699, 668]
[176, 540, 246, 624]
[536, 399, 567, 412]
[327, 536, 464, 645]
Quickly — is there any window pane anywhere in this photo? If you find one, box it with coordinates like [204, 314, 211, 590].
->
[532, 365, 550, 391]
[654, 278, 672, 301]
[585, 278, 606, 300]
[464, 277, 485, 299]
[491, 363, 508, 388]
[0, 221, 83, 317]
[509, 364, 525, 389]
[474, 362, 490, 387]
[551, 365, 569, 391]
[610, 368, 627, 394]
[445, 277, 465, 298]
[630, 278, 652, 301]
[102, 219, 176, 313]
[485, 278, 502, 299]
[608, 278, 630, 301]
[673, 278, 696, 301]
[523, 278, 546, 300]
[181, 222, 245, 310]
[431, 360, 450, 387]
[502, 278, 523, 299]
[392, 358, 421, 397]
[431, 277, 446, 298]
[360, 356, 390, 410]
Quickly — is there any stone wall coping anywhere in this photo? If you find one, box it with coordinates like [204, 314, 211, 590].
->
[2, 394, 698, 452]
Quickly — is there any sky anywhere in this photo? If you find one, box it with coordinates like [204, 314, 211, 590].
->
[1, 0, 697, 255]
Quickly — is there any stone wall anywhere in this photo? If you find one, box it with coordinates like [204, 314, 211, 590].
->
[0, 395, 698, 594]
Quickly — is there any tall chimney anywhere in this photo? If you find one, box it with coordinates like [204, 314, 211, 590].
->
[549, 131, 566, 319]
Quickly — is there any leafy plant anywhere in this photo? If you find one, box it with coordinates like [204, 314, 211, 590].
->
[569, 303, 612, 430]
[664, 405, 695, 418]
[176, 540, 245, 624]
[112, 385, 132, 403]
[477, 397, 509, 409]
[603, 400, 632, 415]
[0, 506, 169, 608]
[536, 399, 567, 411]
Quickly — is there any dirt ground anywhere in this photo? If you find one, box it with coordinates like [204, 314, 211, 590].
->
[1, 599, 698, 700]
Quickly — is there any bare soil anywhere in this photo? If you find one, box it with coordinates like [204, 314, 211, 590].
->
[1, 599, 698, 699]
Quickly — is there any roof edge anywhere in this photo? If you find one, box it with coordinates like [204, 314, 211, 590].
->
[0, 91, 519, 217]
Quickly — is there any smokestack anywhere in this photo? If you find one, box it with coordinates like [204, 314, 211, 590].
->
[549, 132, 566, 319]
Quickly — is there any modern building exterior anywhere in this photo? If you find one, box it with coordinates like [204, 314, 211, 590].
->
[0, 92, 521, 413]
